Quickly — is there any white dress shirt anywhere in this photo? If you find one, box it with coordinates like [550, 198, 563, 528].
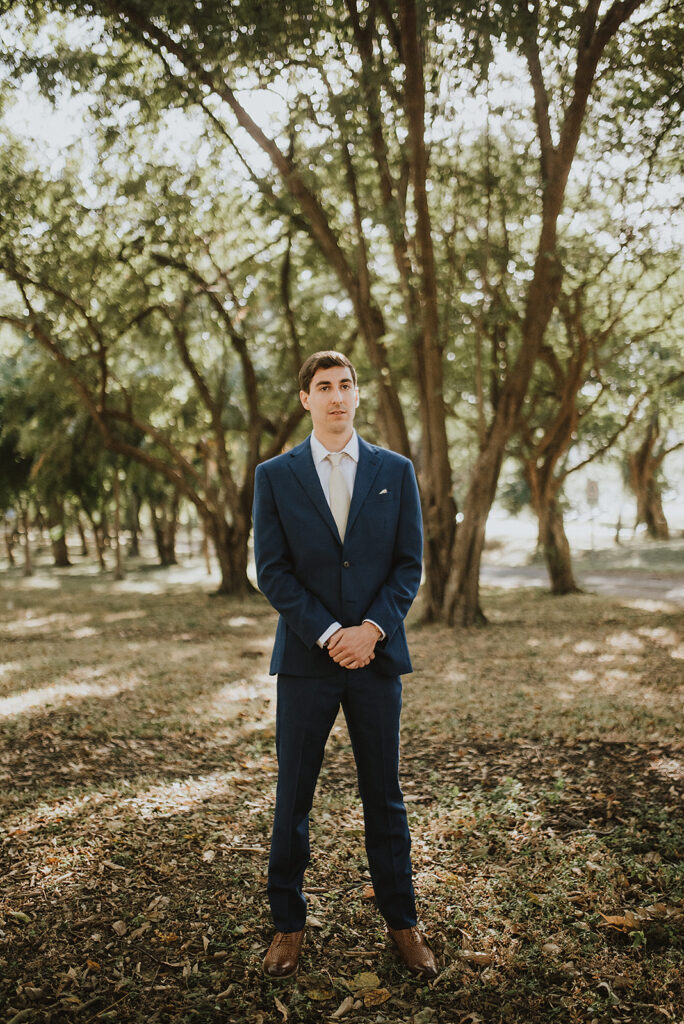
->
[309, 431, 385, 649]
[310, 429, 359, 502]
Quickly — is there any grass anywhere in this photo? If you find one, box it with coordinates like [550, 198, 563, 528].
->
[0, 554, 682, 1023]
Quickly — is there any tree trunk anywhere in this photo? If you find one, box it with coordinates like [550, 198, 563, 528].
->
[47, 499, 71, 567]
[113, 468, 124, 580]
[537, 494, 580, 594]
[4, 515, 17, 567]
[149, 495, 179, 566]
[208, 511, 252, 595]
[76, 513, 89, 556]
[21, 505, 33, 577]
[629, 422, 670, 540]
[525, 461, 580, 595]
[398, 0, 456, 619]
[126, 490, 141, 557]
[444, 443, 504, 626]
[85, 510, 107, 570]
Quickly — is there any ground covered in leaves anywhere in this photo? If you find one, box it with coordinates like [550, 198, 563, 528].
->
[0, 561, 682, 1024]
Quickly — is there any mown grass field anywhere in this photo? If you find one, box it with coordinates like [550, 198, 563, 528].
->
[0, 556, 682, 1024]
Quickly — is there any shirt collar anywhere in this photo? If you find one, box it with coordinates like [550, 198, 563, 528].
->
[310, 429, 359, 467]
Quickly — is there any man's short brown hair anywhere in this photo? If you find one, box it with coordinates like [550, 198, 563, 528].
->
[298, 351, 357, 393]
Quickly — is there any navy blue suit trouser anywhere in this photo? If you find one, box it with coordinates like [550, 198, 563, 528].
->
[268, 665, 417, 932]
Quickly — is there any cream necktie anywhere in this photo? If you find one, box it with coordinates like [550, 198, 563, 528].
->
[327, 451, 351, 540]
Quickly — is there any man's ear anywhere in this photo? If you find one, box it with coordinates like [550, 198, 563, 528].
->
[300, 389, 310, 410]
[354, 388, 360, 408]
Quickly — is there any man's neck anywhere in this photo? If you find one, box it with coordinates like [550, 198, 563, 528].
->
[312, 428, 354, 453]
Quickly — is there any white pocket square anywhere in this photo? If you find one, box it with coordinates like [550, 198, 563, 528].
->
[379, 488, 388, 495]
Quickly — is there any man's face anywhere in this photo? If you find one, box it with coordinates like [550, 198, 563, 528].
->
[300, 365, 359, 441]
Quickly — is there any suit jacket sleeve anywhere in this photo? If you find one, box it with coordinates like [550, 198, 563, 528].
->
[362, 457, 423, 641]
[253, 462, 337, 649]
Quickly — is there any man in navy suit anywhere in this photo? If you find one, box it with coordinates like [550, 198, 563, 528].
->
[253, 351, 437, 979]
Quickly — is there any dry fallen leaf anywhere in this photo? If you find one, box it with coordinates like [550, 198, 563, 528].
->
[598, 910, 640, 931]
[461, 950, 494, 966]
[274, 995, 288, 1021]
[112, 920, 127, 936]
[8, 911, 31, 925]
[363, 987, 391, 1007]
[346, 970, 381, 992]
[362, 884, 375, 900]
[330, 995, 355, 1018]
[307, 987, 333, 1001]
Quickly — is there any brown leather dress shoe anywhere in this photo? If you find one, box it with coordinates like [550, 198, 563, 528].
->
[263, 929, 305, 978]
[387, 925, 438, 978]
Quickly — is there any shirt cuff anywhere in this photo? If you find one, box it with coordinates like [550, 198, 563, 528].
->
[363, 618, 385, 640]
[317, 622, 343, 648]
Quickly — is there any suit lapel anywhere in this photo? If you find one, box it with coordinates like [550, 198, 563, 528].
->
[346, 437, 381, 536]
[288, 438, 341, 541]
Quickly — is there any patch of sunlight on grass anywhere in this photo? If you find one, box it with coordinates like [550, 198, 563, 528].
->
[112, 579, 176, 595]
[102, 610, 145, 624]
[3, 611, 92, 633]
[574, 640, 598, 654]
[671, 645, 684, 661]
[227, 616, 258, 628]
[598, 668, 634, 693]
[624, 598, 681, 613]
[10, 769, 249, 832]
[22, 576, 62, 589]
[637, 626, 679, 646]
[649, 756, 684, 782]
[126, 771, 247, 818]
[607, 631, 644, 652]
[10, 791, 101, 830]
[569, 669, 595, 684]
[0, 675, 140, 717]
[0, 661, 20, 678]
[191, 674, 274, 723]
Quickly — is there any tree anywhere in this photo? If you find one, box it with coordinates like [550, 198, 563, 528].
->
[3, 0, 681, 620]
[628, 378, 684, 539]
[0, 120, 326, 592]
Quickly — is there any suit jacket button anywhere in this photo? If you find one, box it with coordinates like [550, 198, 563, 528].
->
[343, 560, 350, 568]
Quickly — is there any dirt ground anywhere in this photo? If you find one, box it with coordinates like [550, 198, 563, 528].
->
[0, 551, 682, 1024]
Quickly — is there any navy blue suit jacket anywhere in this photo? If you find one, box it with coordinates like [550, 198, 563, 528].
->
[253, 435, 423, 678]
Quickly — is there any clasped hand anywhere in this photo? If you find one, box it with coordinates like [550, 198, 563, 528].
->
[327, 623, 379, 669]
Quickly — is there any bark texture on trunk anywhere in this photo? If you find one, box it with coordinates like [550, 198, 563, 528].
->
[398, 0, 456, 618]
[4, 519, 17, 566]
[126, 491, 141, 557]
[113, 469, 124, 580]
[629, 419, 670, 540]
[150, 496, 179, 566]
[21, 506, 33, 578]
[526, 460, 580, 595]
[444, 444, 503, 626]
[209, 513, 252, 596]
[47, 500, 71, 567]
[76, 514, 89, 556]
[537, 495, 579, 594]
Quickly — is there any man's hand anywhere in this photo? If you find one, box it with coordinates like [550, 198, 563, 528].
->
[327, 622, 380, 669]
